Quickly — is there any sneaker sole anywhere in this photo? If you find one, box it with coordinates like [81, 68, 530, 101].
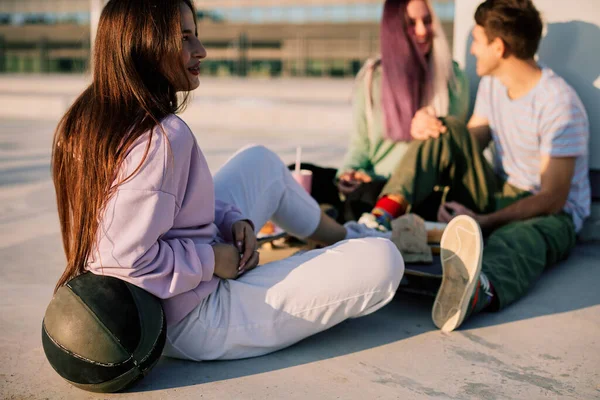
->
[432, 215, 483, 332]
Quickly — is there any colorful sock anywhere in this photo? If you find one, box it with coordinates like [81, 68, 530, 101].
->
[372, 196, 407, 230]
[371, 208, 393, 231]
[467, 272, 495, 317]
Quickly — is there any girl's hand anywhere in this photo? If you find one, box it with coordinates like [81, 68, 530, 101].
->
[232, 220, 259, 274]
[212, 244, 242, 279]
[338, 179, 362, 195]
[338, 170, 357, 183]
[411, 106, 447, 140]
[339, 170, 372, 184]
[337, 170, 371, 195]
[353, 171, 372, 183]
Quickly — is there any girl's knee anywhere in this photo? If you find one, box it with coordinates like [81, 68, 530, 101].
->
[233, 144, 285, 172]
[237, 144, 277, 161]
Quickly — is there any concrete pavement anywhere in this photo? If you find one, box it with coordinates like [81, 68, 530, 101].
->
[0, 76, 598, 399]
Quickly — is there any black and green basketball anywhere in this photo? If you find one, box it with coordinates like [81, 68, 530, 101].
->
[42, 273, 166, 393]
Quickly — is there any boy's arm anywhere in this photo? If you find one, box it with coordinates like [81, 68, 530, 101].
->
[468, 77, 493, 151]
[479, 155, 575, 230]
[466, 114, 492, 151]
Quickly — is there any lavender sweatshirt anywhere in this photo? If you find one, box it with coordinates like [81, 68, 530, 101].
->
[88, 115, 246, 326]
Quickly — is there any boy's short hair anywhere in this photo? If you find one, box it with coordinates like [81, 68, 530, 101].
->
[475, 0, 543, 59]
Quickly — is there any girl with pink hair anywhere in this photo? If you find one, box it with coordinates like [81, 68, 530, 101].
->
[298, 0, 469, 225]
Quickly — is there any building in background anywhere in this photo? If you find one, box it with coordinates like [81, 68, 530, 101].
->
[0, 0, 454, 76]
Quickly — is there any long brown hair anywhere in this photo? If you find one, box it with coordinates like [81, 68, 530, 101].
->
[52, 0, 196, 291]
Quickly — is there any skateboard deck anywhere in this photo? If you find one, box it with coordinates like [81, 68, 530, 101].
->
[258, 221, 445, 296]
[399, 255, 442, 297]
[404, 254, 442, 278]
[257, 221, 289, 245]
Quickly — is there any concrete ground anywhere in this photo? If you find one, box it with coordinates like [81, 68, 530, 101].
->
[0, 76, 599, 400]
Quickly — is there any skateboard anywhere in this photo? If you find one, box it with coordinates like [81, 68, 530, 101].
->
[398, 221, 446, 296]
[257, 221, 288, 245]
[400, 255, 442, 297]
[257, 221, 312, 264]
[257, 220, 446, 296]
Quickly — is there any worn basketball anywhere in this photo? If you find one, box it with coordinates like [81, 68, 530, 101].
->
[42, 273, 166, 393]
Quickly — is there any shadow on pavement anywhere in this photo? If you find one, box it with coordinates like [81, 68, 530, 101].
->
[130, 243, 599, 392]
[133, 292, 434, 392]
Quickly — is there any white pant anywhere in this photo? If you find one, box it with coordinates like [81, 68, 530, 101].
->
[163, 145, 404, 361]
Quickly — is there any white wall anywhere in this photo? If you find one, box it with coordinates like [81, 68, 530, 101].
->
[90, 0, 109, 51]
[453, 0, 600, 170]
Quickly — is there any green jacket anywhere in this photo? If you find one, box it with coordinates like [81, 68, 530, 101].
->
[338, 60, 469, 180]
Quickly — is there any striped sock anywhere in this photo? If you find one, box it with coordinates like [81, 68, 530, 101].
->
[371, 195, 408, 230]
[467, 272, 495, 317]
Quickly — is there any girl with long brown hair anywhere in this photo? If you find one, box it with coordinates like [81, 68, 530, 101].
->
[52, 0, 404, 361]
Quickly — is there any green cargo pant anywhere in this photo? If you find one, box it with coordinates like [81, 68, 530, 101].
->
[382, 117, 576, 309]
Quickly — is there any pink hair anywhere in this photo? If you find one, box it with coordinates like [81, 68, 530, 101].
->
[380, 0, 429, 142]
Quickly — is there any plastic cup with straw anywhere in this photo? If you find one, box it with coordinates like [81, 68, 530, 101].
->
[292, 146, 312, 194]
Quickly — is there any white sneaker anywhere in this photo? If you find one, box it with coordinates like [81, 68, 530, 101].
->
[344, 221, 392, 240]
[432, 215, 483, 332]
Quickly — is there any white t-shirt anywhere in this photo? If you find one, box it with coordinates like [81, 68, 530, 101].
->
[474, 67, 590, 232]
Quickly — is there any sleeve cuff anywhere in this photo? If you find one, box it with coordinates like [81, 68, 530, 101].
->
[220, 212, 247, 242]
[543, 149, 585, 158]
[195, 243, 215, 282]
[239, 218, 255, 232]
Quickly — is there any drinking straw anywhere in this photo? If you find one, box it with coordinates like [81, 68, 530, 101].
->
[295, 146, 302, 175]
